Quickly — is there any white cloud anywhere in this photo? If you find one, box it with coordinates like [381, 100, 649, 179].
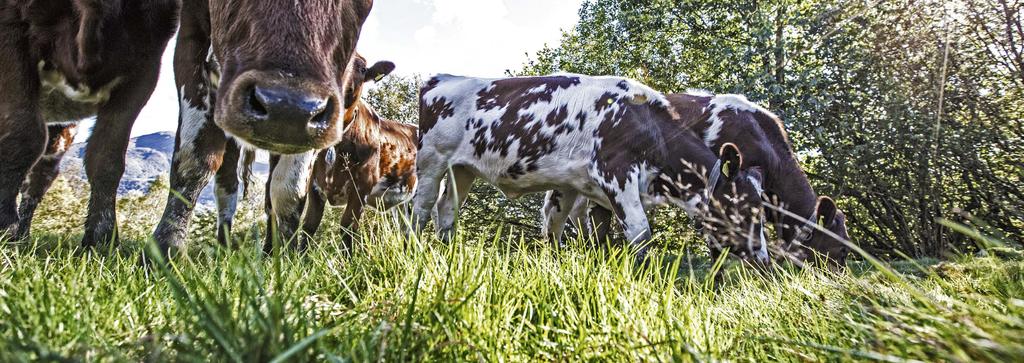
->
[359, 0, 583, 77]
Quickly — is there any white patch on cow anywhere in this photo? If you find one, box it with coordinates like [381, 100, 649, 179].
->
[526, 84, 548, 94]
[612, 167, 651, 244]
[704, 110, 726, 148]
[38, 61, 122, 105]
[176, 86, 214, 176]
[206, 46, 221, 88]
[711, 94, 763, 113]
[704, 94, 778, 148]
[747, 175, 765, 196]
[755, 225, 770, 263]
[270, 152, 316, 220]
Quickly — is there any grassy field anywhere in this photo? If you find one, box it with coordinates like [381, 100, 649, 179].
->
[2, 178, 1023, 362]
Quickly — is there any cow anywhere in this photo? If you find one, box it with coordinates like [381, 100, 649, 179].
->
[413, 74, 769, 262]
[260, 54, 418, 253]
[150, 0, 375, 255]
[673, 91, 850, 266]
[0, 0, 178, 244]
[549, 91, 852, 267]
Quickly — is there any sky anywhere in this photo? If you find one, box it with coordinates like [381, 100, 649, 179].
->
[77, 0, 585, 142]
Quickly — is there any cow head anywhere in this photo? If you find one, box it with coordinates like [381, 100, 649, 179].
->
[702, 144, 769, 265]
[784, 196, 851, 268]
[209, 0, 374, 154]
[341, 53, 395, 109]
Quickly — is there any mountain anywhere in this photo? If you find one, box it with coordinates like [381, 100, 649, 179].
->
[60, 131, 269, 207]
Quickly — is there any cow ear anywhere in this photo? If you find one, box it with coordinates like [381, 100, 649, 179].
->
[719, 143, 742, 181]
[365, 61, 396, 83]
[816, 196, 839, 226]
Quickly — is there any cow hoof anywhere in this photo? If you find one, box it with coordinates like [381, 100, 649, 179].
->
[339, 234, 355, 254]
[438, 228, 454, 243]
[632, 249, 652, 268]
[0, 225, 16, 242]
[0, 212, 17, 238]
[262, 240, 275, 256]
[14, 224, 30, 241]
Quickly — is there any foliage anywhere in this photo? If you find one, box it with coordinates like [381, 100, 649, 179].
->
[364, 74, 422, 125]
[520, 0, 1024, 258]
[3, 182, 1024, 361]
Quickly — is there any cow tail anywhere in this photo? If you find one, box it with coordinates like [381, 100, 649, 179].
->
[240, 149, 257, 199]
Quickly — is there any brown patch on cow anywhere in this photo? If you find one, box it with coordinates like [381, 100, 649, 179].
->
[467, 76, 579, 177]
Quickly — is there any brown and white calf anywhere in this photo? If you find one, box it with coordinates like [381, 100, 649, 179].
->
[261, 54, 418, 252]
[414, 74, 768, 262]
[151, 0, 376, 254]
[551, 91, 852, 266]
[0, 0, 177, 244]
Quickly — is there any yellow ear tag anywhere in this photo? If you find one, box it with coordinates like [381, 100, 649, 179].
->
[375, 74, 385, 82]
[607, 98, 614, 105]
[722, 161, 731, 177]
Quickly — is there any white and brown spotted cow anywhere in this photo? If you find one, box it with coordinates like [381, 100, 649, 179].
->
[414, 74, 768, 262]
[550, 91, 852, 267]
[151, 0, 376, 255]
[0, 0, 177, 245]
[260, 54, 418, 253]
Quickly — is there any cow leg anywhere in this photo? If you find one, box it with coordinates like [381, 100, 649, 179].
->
[409, 151, 447, 236]
[0, 23, 44, 240]
[16, 125, 77, 239]
[214, 140, 241, 246]
[434, 166, 475, 241]
[81, 52, 161, 248]
[300, 186, 326, 243]
[268, 152, 316, 252]
[541, 189, 580, 249]
[152, 23, 220, 255]
[603, 186, 652, 261]
[337, 183, 366, 252]
[588, 205, 615, 247]
[565, 196, 593, 235]
[262, 154, 280, 255]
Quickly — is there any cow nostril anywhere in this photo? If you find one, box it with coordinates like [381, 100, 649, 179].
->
[309, 96, 335, 128]
[248, 87, 269, 118]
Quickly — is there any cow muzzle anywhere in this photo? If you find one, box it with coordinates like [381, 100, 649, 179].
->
[218, 70, 342, 154]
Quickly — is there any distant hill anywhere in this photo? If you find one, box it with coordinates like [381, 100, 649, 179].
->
[61, 131, 269, 207]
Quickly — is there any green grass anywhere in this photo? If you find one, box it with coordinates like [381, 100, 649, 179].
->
[1, 178, 1023, 362]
